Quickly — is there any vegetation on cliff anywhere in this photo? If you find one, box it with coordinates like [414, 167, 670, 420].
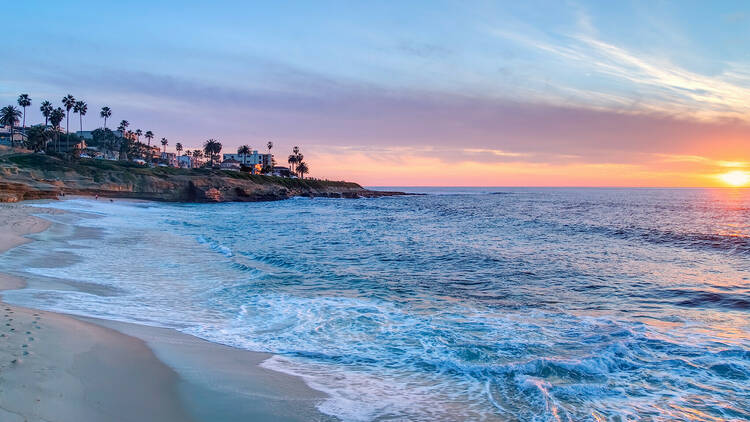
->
[0, 151, 401, 203]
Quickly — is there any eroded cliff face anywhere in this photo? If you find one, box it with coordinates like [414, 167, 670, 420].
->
[0, 151, 403, 203]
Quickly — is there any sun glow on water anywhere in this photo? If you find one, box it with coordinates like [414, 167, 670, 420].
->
[719, 170, 750, 187]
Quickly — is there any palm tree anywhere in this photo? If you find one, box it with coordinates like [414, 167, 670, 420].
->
[61, 94, 76, 135]
[293, 145, 299, 155]
[0, 106, 22, 147]
[40, 101, 53, 126]
[118, 120, 129, 138]
[145, 130, 154, 146]
[161, 137, 168, 153]
[25, 125, 53, 152]
[17, 94, 31, 129]
[288, 154, 298, 173]
[135, 129, 142, 143]
[238, 145, 251, 165]
[73, 101, 87, 134]
[267, 141, 273, 155]
[175, 142, 183, 158]
[203, 139, 222, 167]
[49, 107, 65, 152]
[100, 106, 112, 128]
[296, 161, 309, 179]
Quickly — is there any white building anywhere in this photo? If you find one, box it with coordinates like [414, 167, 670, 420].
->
[161, 152, 177, 167]
[220, 158, 241, 171]
[177, 155, 193, 168]
[222, 151, 273, 169]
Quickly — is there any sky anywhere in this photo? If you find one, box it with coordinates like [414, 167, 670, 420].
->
[3, 0, 750, 186]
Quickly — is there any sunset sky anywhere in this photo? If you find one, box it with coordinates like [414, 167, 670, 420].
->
[3, 1, 749, 186]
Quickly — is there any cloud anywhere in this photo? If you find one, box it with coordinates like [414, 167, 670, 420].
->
[487, 25, 750, 123]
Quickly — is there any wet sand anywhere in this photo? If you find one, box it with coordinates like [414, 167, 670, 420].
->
[0, 202, 332, 422]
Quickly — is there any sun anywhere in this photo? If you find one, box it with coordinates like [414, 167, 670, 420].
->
[719, 170, 750, 187]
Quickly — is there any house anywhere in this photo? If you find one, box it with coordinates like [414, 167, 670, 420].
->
[177, 155, 193, 168]
[0, 126, 28, 147]
[145, 145, 161, 161]
[220, 158, 241, 171]
[58, 138, 87, 154]
[222, 151, 273, 170]
[271, 166, 294, 177]
[160, 152, 177, 167]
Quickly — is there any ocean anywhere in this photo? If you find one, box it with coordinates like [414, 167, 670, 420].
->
[2, 188, 749, 421]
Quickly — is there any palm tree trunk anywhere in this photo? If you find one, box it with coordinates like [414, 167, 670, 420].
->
[22, 107, 26, 129]
[66, 115, 69, 135]
[79, 114, 83, 133]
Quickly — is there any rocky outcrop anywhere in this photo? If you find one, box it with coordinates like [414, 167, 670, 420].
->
[0, 152, 406, 203]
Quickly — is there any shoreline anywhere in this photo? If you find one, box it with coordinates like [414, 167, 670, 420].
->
[0, 202, 334, 422]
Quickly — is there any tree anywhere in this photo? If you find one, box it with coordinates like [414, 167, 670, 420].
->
[17, 94, 31, 129]
[288, 146, 303, 175]
[73, 101, 87, 133]
[40, 101, 53, 126]
[24, 125, 53, 152]
[0, 106, 22, 147]
[288, 154, 298, 173]
[267, 141, 273, 155]
[118, 120, 129, 138]
[296, 161, 309, 179]
[100, 106, 112, 128]
[62, 94, 76, 135]
[135, 129, 142, 143]
[160, 137, 168, 153]
[203, 139, 222, 167]
[175, 142, 183, 158]
[145, 130, 154, 146]
[191, 149, 203, 167]
[238, 145, 251, 165]
[49, 108, 65, 152]
[91, 128, 117, 157]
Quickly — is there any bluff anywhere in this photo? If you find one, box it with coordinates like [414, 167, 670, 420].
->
[0, 151, 404, 203]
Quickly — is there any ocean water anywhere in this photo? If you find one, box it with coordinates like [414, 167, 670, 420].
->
[2, 188, 750, 421]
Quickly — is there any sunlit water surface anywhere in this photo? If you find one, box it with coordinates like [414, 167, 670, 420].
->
[3, 188, 749, 421]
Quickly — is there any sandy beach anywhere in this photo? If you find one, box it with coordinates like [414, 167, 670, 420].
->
[0, 202, 332, 422]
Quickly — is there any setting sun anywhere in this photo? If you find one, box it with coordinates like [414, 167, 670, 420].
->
[719, 170, 750, 187]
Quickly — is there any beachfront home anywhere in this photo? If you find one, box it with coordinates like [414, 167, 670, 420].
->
[220, 158, 241, 171]
[177, 155, 193, 168]
[160, 152, 177, 167]
[145, 145, 161, 161]
[0, 125, 28, 147]
[222, 151, 273, 169]
[272, 166, 294, 177]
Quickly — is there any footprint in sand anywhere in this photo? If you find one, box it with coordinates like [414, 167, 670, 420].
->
[21, 344, 28, 348]
[28, 337, 34, 341]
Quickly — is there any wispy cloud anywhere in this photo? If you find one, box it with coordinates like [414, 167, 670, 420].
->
[488, 19, 750, 122]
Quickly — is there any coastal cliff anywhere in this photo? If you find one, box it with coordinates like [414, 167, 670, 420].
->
[0, 151, 403, 203]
